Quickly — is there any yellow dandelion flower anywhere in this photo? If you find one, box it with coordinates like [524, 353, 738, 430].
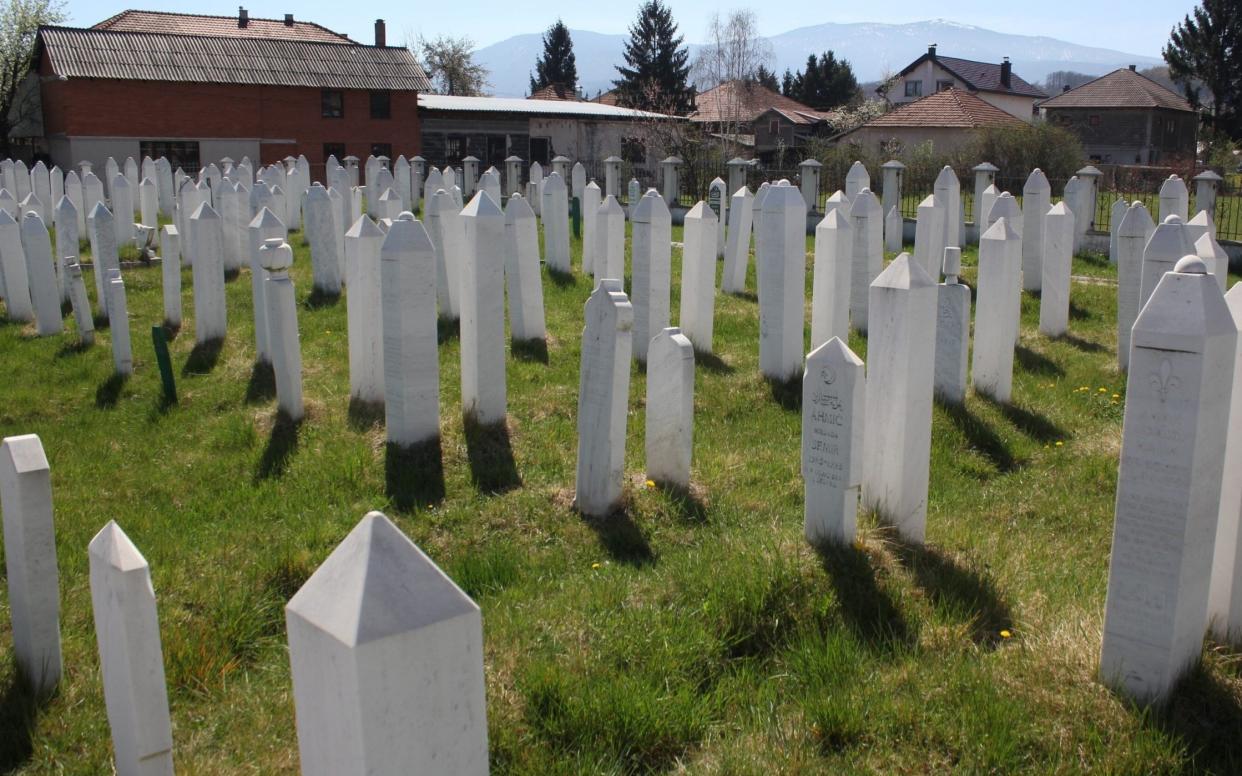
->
[1000, 629, 1012, 639]
[1055, 441, 1064, 447]
[1098, 387, 1107, 393]
[591, 562, 601, 569]
[1112, 393, 1120, 399]
[645, 479, 655, 489]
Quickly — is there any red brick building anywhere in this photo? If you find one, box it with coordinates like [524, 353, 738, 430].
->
[28, 9, 430, 176]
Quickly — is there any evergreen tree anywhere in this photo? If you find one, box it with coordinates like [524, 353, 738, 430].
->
[530, 20, 578, 96]
[754, 64, 779, 91]
[781, 69, 795, 97]
[612, 0, 695, 113]
[781, 51, 859, 109]
[1164, 0, 1242, 132]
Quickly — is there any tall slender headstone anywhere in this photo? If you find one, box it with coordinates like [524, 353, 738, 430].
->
[429, 188, 462, 320]
[595, 195, 625, 286]
[107, 271, 132, 375]
[0, 209, 32, 322]
[708, 177, 727, 258]
[575, 279, 633, 517]
[811, 208, 852, 348]
[1195, 231, 1230, 293]
[912, 194, 944, 279]
[884, 205, 903, 253]
[110, 174, 134, 247]
[190, 202, 227, 343]
[247, 208, 285, 362]
[345, 216, 386, 404]
[978, 184, 999, 240]
[802, 337, 865, 545]
[260, 240, 304, 420]
[1023, 170, 1051, 290]
[1, 434, 61, 696]
[20, 212, 61, 336]
[542, 172, 571, 273]
[1117, 203, 1156, 371]
[863, 254, 937, 543]
[286, 511, 488, 776]
[934, 247, 970, 404]
[304, 186, 342, 295]
[1140, 216, 1194, 313]
[160, 226, 181, 329]
[382, 218, 440, 446]
[679, 201, 718, 352]
[571, 162, 586, 203]
[1063, 176, 1084, 252]
[88, 521, 175, 776]
[1109, 198, 1128, 265]
[503, 194, 546, 342]
[460, 191, 507, 424]
[848, 189, 883, 333]
[581, 181, 601, 276]
[721, 186, 754, 294]
[139, 177, 158, 229]
[844, 161, 870, 200]
[1100, 255, 1237, 704]
[89, 202, 119, 318]
[934, 166, 961, 250]
[1209, 283, 1242, 642]
[630, 190, 672, 363]
[759, 182, 807, 380]
[54, 196, 80, 303]
[1039, 202, 1076, 337]
[67, 263, 94, 345]
[645, 327, 695, 488]
[972, 218, 1022, 402]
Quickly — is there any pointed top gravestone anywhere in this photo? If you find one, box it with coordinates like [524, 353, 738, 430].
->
[381, 217, 440, 447]
[802, 336, 865, 545]
[1139, 215, 1194, 312]
[630, 190, 673, 363]
[1158, 175, 1190, 222]
[459, 190, 508, 424]
[845, 161, 870, 200]
[286, 511, 488, 775]
[575, 279, 634, 518]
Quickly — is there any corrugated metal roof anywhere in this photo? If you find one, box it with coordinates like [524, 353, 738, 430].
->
[1038, 68, 1193, 112]
[38, 26, 431, 91]
[93, 9, 354, 44]
[418, 93, 673, 120]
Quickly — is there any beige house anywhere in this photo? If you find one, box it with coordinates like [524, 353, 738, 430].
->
[833, 88, 1025, 155]
[887, 45, 1046, 121]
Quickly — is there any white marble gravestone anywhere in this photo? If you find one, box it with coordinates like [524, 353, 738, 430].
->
[1139, 216, 1194, 314]
[707, 177, 728, 258]
[863, 254, 937, 543]
[1209, 283, 1242, 642]
[30, 161, 49, 212]
[978, 184, 998, 239]
[88, 202, 118, 319]
[575, 279, 633, 517]
[88, 521, 174, 776]
[1023, 170, 1051, 290]
[1194, 232, 1230, 293]
[430, 189, 463, 320]
[845, 161, 870, 200]
[759, 182, 807, 380]
[679, 201, 718, 352]
[595, 195, 625, 286]
[581, 181, 601, 276]
[721, 186, 754, 294]
[460, 191, 507, 424]
[160, 225, 181, 328]
[934, 166, 961, 249]
[1117, 203, 1156, 371]
[381, 218, 440, 446]
[503, 194, 546, 342]
[1158, 175, 1189, 223]
[802, 337, 865, 545]
[247, 208, 286, 363]
[190, 202, 227, 343]
[20, 191, 44, 223]
[0, 209, 33, 322]
[54, 196, 80, 303]
[304, 185, 342, 295]
[571, 162, 586, 203]
[645, 327, 695, 488]
[848, 188, 883, 333]
[286, 511, 488, 776]
[542, 172, 572, 273]
[811, 208, 853, 349]
[106, 271, 132, 375]
[345, 216, 386, 404]
[1, 434, 61, 696]
[260, 240, 304, 420]
[1100, 255, 1237, 705]
[884, 205, 903, 254]
[1039, 202, 1076, 337]
[630, 190, 672, 363]
[20, 212, 61, 336]
[972, 218, 1022, 402]
[934, 247, 970, 404]
[110, 174, 134, 247]
[751, 181, 771, 280]
[627, 178, 641, 219]
[67, 263, 94, 344]
[139, 177, 158, 229]
[912, 194, 944, 279]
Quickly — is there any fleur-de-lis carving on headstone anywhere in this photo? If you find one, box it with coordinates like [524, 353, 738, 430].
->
[1150, 359, 1180, 403]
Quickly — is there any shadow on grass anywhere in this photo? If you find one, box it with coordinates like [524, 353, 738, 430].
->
[223, 268, 241, 283]
[1068, 300, 1093, 321]
[55, 339, 92, 358]
[347, 397, 385, 431]
[695, 349, 734, 374]
[385, 437, 446, 511]
[938, 398, 1019, 474]
[654, 481, 708, 524]
[0, 663, 53, 773]
[161, 320, 181, 340]
[183, 337, 223, 375]
[92, 312, 111, 330]
[729, 289, 758, 303]
[978, 395, 1068, 443]
[1143, 657, 1242, 774]
[463, 414, 521, 494]
[255, 411, 301, 480]
[767, 373, 802, 411]
[1014, 345, 1064, 377]
[437, 317, 460, 344]
[94, 373, 127, 408]
[814, 540, 913, 653]
[888, 535, 1012, 648]
[581, 506, 656, 567]
[304, 287, 340, 309]
[1057, 332, 1108, 353]
[244, 361, 276, 404]
[547, 267, 576, 287]
[511, 337, 549, 364]
[1076, 252, 1111, 271]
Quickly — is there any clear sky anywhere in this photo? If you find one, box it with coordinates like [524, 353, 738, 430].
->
[64, 0, 1186, 56]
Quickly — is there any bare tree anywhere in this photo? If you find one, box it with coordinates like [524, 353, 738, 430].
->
[692, 10, 772, 155]
[0, 0, 65, 155]
[414, 34, 490, 96]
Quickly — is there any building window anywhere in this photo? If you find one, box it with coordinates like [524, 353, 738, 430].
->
[1089, 114, 1100, 126]
[529, 137, 551, 166]
[370, 91, 391, 119]
[936, 79, 953, 92]
[620, 137, 645, 165]
[371, 143, 392, 159]
[769, 119, 779, 135]
[322, 90, 344, 118]
[323, 142, 346, 162]
[139, 140, 199, 172]
[904, 80, 922, 98]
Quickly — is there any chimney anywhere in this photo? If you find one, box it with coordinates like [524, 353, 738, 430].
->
[374, 19, 386, 47]
[284, 13, 294, 26]
[1129, 64, 1137, 71]
[238, 6, 248, 28]
[1063, 84, 1070, 93]
[928, 44, 937, 58]
[1000, 57, 1012, 88]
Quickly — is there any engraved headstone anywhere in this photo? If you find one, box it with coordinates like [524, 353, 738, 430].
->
[758, 182, 807, 380]
[708, 177, 727, 258]
[802, 337, 865, 544]
[345, 216, 386, 404]
[575, 279, 633, 517]
[88, 202, 119, 318]
[460, 191, 507, 423]
[304, 185, 342, 295]
[581, 181, 601, 276]
[106, 271, 132, 375]
[1117, 203, 1156, 371]
[630, 190, 672, 363]
[381, 218, 440, 446]
[260, 240, 304, 420]
[679, 201, 718, 352]
[721, 186, 754, 294]
[1039, 202, 1076, 337]
[595, 195, 625, 286]
[848, 188, 883, 333]
[20, 212, 61, 336]
[190, 202, 227, 343]
[645, 327, 695, 488]
[972, 218, 1022, 402]
[503, 194, 546, 342]
[934, 247, 970, 404]
[811, 208, 852, 348]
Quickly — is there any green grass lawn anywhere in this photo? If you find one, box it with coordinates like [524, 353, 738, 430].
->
[2, 220, 1241, 774]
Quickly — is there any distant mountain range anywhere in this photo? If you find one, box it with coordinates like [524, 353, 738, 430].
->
[473, 19, 1162, 99]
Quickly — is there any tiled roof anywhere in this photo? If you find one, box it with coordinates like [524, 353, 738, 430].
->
[1038, 68, 1193, 111]
[37, 26, 431, 91]
[863, 88, 1024, 129]
[899, 53, 1046, 99]
[528, 84, 581, 101]
[690, 80, 828, 124]
[93, 9, 354, 44]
